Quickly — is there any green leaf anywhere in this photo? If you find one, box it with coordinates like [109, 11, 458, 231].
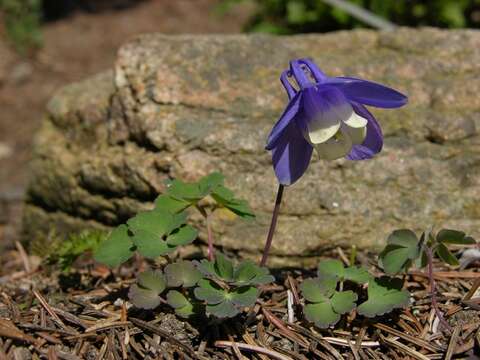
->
[154, 194, 189, 213]
[300, 278, 336, 302]
[343, 266, 371, 284]
[437, 229, 474, 245]
[304, 302, 340, 329]
[317, 259, 344, 279]
[330, 291, 357, 314]
[127, 209, 173, 236]
[194, 279, 226, 304]
[211, 185, 234, 203]
[214, 253, 234, 281]
[414, 249, 428, 269]
[137, 270, 166, 294]
[165, 261, 202, 288]
[166, 225, 198, 247]
[223, 199, 255, 219]
[94, 225, 134, 267]
[128, 284, 161, 309]
[357, 277, 410, 317]
[166, 290, 190, 309]
[436, 243, 459, 266]
[233, 260, 275, 286]
[198, 172, 225, 194]
[130, 229, 171, 258]
[166, 290, 196, 318]
[166, 179, 204, 202]
[195, 259, 217, 278]
[206, 300, 239, 318]
[229, 286, 258, 307]
[379, 229, 420, 275]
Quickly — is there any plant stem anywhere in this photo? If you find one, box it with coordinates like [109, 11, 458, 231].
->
[260, 184, 284, 267]
[196, 205, 215, 261]
[425, 246, 452, 332]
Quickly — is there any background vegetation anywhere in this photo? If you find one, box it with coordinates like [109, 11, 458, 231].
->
[219, 0, 480, 34]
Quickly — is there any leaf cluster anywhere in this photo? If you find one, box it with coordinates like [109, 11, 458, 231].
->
[156, 172, 254, 219]
[128, 255, 274, 319]
[379, 228, 476, 275]
[300, 260, 409, 328]
[95, 172, 254, 268]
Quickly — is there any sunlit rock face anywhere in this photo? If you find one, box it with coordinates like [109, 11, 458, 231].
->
[24, 29, 480, 266]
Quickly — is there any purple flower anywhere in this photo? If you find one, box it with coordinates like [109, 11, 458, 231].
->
[266, 58, 408, 186]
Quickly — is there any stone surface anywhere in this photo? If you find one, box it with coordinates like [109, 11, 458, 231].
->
[24, 28, 480, 266]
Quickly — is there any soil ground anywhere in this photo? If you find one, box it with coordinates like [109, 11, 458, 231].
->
[0, 0, 250, 248]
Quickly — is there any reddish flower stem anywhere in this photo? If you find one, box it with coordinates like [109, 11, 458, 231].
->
[260, 184, 284, 267]
[425, 246, 452, 332]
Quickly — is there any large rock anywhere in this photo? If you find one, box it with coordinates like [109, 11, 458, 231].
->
[24, 28, 480, 266]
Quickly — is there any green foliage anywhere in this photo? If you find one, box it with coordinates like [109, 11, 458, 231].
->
[159, 172, 255, 219]
[166, 290, 197, 318]
[379, 228, 477, 275]
[357, 277, 410, 317]
[218, 0, 479, 34]
[379, 229, 421, 275]
[48, 230, 107, 272]
[193, 254, 274, 318]
[300, 259, 407, 327]
[165, 261, 202, 288]
[94, 209, 196, 266]
[0, 0, 43, 54]
[128, 270, 166, 310]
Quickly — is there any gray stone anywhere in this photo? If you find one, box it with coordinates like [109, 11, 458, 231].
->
[23, 28, 480, 266]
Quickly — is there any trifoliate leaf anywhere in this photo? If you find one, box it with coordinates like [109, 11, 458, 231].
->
[343, 266, 371, 284]
[206, 301, 239, 318]
[357, 277, 409, 317]
[214, 254, 234, 281]
[300, 278, 337, 302]
[331, 291, 357, 314]
[94, 225, 134, 267]
[304, 301, 340, 328]
[128, 284, 161, 310]
[194, 279, 226, 304]
[436, 243, 459, 266]
[166, 225, 198, 247]
[233, 260, 275, 286]
[154, 194, 189, 213]
[437, 229, 475, 245]
[137, 270, 166, 294]
[229, 286, 258, 307]
[165, 261, 202, 288]
[317, 259, 344, 279]
[379, 229, 420, 275]
[130, 229, 171, 258]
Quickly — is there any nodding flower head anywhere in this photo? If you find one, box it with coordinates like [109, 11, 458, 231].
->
[266, 58, 408, 186]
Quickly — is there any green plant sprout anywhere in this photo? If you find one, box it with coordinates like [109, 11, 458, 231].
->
[300, 259, 408, 328]
[379, 228, 476, 331]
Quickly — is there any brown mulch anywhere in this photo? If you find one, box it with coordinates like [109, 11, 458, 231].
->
[0, 244, 479, 360]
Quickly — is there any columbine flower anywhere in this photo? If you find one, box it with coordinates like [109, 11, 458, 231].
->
[266, 58, 408, 185]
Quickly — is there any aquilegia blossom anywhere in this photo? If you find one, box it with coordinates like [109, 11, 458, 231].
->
[266, 58, 408, 185]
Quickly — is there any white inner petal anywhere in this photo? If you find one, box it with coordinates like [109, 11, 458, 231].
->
[342, 123, 367, 145]
[305, 99, 356, 145]
[343, 111, 368, 128]
[314, 128, 353, 160]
